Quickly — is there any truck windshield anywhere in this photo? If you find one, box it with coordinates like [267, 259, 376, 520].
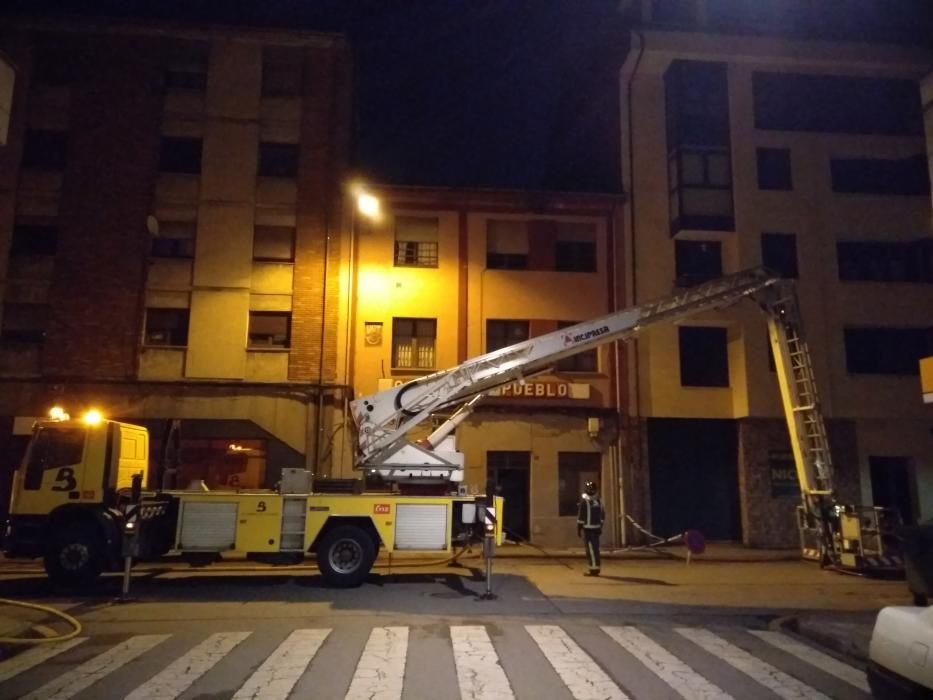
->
[23, 426, 86, 490]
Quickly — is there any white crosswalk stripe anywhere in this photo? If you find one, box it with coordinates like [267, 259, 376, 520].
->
[0, 638, 87, 683]
[345, 626, 408, 700]
[450, 624, 515, 700]
[0, 623, 869, 700]
[602, 626, 733, 700]
[749, 630, 870, 693]
[231, 628, 330, 700]
[676, 627, 832, 700]
[126, 630, 252, 700]
[527, 624, 628, 700]
[21, 634, 169, 700]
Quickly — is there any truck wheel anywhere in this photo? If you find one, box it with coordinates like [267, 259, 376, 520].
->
[44, 523, 104, 588]
[316, 525, 375, 588]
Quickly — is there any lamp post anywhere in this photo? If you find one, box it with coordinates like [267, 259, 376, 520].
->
[330, 186, 381, 474]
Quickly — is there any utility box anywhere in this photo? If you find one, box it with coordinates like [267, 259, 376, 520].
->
[279, 468, 313, 494]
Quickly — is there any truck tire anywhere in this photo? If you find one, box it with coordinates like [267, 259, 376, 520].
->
[44, 522, 105, 588]
[316, 525, 375, 588]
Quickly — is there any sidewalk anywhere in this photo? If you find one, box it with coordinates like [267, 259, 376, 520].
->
[495, 541, 800, 562]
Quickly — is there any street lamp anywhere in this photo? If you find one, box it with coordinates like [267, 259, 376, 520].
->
[357, 192, 381, 220]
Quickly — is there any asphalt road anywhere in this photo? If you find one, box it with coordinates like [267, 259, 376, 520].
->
[0, 562, 875, 699]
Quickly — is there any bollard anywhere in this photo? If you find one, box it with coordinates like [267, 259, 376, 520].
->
[479, 503, 497, 600]
[118, 505, 139, 603]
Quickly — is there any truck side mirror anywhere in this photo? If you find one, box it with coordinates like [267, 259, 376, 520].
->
[131, 473, 142, 503]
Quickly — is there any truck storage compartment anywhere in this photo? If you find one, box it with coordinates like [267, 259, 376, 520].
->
[178, 501, 238, 551]
[394, 503, 448, 550]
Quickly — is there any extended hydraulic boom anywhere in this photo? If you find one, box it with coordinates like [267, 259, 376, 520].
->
[350, 267, 902, 573]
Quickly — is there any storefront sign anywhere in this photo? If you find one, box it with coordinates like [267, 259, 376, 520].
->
[769, 450, 800, 499]
[490, 380, 590, 400]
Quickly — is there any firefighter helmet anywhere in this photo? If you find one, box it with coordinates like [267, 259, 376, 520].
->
[584, 481, 597, 495]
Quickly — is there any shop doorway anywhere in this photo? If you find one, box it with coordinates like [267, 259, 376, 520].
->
[648, 418, 741, 541]
[870, 456, 916, 525]
[487, 451, 530, 541]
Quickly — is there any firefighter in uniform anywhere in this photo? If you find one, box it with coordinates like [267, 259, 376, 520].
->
[577, 481, 604, 575]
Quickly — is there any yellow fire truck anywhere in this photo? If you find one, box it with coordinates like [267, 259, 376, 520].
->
[2, 267, 902, 588]
[2, 410, 503, 588]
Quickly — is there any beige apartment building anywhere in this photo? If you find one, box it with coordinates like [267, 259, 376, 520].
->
[0, 18, 351, 504]
[620, 1, 933, 547]
[344, 187, 623, 546]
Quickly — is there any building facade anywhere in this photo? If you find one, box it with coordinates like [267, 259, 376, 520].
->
[0, 18, 352, 507]
[347, 187, 624, 547]
[620, 0, 933, 547]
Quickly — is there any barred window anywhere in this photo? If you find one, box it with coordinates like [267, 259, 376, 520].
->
[394, 216, 438, 267]
[392, 318, 436, 369]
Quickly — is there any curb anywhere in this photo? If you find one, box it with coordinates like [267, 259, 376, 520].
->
[772, 615, 869, 666]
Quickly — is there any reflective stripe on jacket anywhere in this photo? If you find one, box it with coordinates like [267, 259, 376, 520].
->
[577, 494, 604, 529]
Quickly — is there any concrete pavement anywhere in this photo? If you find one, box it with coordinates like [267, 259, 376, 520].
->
[0, 542, 911, 666]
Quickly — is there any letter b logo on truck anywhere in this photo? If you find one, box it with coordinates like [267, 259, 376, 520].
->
[51, 467, 77, 492]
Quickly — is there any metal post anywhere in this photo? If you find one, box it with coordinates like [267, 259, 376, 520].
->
[480, 501, 497, 600]
[120, 552, 133, 601]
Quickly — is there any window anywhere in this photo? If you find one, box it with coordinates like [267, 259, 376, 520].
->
[486, 320, 529, 353]
[665, 60, 730, 148]
[159, 137, 202, 175]
[253, 225, 295, 262]
[21, 130, 68, 171]
[151, 221, 196, 259]
[392, 318, 436, 369]
[248, 312, 291, 348]
[1, 303, 48, 343]
[262, 47, 303, 98]
[150, 437, 268, 490]
[761, 233, 798, 278]
[845, 327, 932, 375]
[837, 240, 933, 284]
[164, 43, 209, 92]
[258, 142, 299, 178]
[675, 240, 722, 285]
[555, 222, 597, 272]
[556, 321, 597, 372]
[558, 452, 600, 517]
[830, 156, 929, 196]
[145, 308, 189, 347]
[668, 147, 734, 233]
[753, 72, 923, 135]
[756, 148, 792, 190]
[486, 220, 528, 270]
[24, 426, 86, 490]
[10, 222, 57, 257]
[394, 216, 438, 267]
[679, 326, 729, 387]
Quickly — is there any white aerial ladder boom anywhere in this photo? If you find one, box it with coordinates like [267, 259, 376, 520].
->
[351, 267, 782, 481]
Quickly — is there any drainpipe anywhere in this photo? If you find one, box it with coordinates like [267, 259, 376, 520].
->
[616, 29, 646, 546]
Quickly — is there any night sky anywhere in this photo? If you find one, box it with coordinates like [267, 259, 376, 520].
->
[3, 0, 932, 194]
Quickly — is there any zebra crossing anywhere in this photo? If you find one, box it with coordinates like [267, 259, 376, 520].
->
[0, 621, 869, 700]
